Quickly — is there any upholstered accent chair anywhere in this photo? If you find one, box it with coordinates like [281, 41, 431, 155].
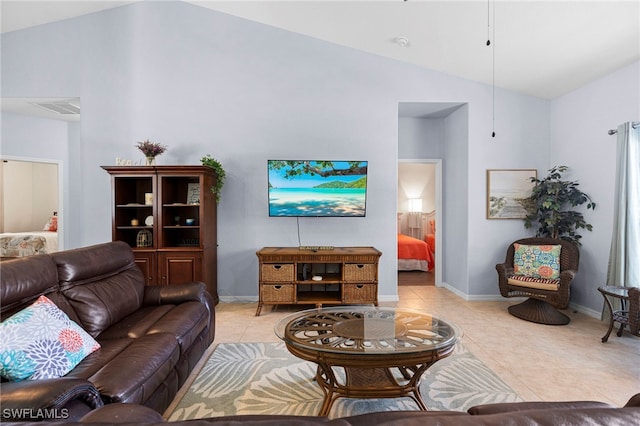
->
[496, 237, 579, 325]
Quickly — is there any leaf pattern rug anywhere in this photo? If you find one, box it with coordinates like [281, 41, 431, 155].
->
[168, 342, 521, 420]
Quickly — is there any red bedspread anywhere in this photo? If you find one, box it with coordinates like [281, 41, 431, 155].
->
[426, 233, 435, 253]
[398, 234, 434, 271]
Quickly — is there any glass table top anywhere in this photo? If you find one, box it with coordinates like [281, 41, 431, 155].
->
[598, 286, 631, 298]
[275, 306, 462, 355]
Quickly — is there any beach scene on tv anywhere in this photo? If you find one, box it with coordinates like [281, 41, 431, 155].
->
[268, 161, 368, 217]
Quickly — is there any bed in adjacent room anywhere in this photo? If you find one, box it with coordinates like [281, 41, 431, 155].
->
[397, 233, 434, 272]
[0, 231, 58, 260]
[424, 210, 436, 257]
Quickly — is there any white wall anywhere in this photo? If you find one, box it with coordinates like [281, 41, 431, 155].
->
[1, 1, 554, 303]
[550, 60, 640, 314]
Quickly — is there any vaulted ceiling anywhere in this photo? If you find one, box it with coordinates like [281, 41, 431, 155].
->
[2, 1, 639, 100]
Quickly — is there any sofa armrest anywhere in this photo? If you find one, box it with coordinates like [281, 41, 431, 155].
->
[143, 281, 216, 343]
[1, 378, 103, 421]
[625, 393, 640, 407]
[79, 403, 164, 423]
[467, 400, 614, 415]
[143, 281, 210, 306]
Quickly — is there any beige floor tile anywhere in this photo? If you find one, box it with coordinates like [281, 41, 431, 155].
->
[204, 286, 640, 409]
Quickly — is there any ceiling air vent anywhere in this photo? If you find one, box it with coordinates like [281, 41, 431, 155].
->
[32, 101, 80, 115]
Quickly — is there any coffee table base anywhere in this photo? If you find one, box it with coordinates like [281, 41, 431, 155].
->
[286, 343, 454, 416]
[315, 364, 429, 416]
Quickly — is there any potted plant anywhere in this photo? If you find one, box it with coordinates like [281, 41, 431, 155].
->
[523, 165, 596, 245]
[200, 155, 225, 203]
[136, 140, 167, 165]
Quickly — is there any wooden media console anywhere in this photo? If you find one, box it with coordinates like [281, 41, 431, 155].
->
[256, 246, 382, 316]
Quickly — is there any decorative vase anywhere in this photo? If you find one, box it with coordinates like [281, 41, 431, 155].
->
[145, 156, 156, 166]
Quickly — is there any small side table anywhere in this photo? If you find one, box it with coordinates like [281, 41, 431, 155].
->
[598, 286, 630, 343]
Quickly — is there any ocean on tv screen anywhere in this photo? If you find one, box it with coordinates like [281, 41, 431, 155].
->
[267, 160, 368, 217]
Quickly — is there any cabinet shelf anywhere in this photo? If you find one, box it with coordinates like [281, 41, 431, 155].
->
[163, 226, 200, 229]
[298, 274, 341, 283]
[117, 204, 153, 208]
[116, 226, 153, 230]
[297, 292, 342, 303]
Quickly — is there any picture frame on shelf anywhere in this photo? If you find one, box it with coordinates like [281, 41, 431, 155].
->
[186, 183, 200, 204]
[486, 169, 537, 219]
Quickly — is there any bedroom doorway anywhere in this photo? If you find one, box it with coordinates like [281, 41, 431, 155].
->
[397, 159, 442, 287]
[0, 157, 63, 252]
[398, 101, 463, 289]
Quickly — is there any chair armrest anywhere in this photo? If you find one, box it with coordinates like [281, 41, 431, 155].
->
[1, 378, 102, 421]
[559, 269, 577, 281]
[495, 263, 514, 297]
[495, 263, 513, 275]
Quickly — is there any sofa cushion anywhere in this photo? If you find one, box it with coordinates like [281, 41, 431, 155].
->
[0, 255, 59, 320]
[67, 333, 180, 405]
[146, 302, 209, 355]
[61, 268, 146, 338]
[53, 242, 146, 337]
[97, 302, 208, 356]
[507, 274, 560, 291]
[0, 296, 100, 381]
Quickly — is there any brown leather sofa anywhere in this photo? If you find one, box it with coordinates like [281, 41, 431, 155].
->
[0, 241, 215, 421]
[4, 395, 640, 425]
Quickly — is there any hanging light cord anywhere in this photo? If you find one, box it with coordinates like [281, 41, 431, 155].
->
[487, 0, 496, 138]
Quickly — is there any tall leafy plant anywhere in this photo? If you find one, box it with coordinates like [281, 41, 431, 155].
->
[524, 166, 596, 245]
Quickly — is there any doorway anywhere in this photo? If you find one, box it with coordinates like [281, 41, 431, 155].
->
[0, 156, 62, 251]
[397, 159, 442, 286]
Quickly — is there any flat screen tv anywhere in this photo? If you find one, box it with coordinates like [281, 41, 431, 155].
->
[268, 160, 368, 217]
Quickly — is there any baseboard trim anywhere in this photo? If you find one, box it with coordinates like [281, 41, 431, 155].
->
[218, 291, 602, 320]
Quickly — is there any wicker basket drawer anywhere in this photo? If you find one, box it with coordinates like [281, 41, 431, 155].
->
[344, 263, 376, 282]
[261, 264, 294, 282]
[343, 283, 377, 303]
[261, 284, 295, 303]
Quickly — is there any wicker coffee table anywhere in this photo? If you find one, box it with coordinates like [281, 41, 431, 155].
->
[275, 307, 461, 416]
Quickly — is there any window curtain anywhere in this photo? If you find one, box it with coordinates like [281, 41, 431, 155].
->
[606, 121, 640, 288]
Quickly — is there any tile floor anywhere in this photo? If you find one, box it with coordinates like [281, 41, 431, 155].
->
[200, 286, 639, 409]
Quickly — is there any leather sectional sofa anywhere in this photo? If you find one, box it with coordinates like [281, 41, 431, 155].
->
[5, 395, 640, 425]
[0, 241, 215, 421]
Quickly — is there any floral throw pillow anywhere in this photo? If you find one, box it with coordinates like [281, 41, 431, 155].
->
[513, 243, 562, 280]
[0, 295, 100, 381]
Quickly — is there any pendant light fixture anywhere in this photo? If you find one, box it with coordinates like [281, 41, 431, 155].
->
[487, 0, 496, 138]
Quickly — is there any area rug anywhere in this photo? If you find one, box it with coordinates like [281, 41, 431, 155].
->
[167, 342, 522, 420]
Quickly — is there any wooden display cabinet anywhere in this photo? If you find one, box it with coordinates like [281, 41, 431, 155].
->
[103, 165, 219, 303]
[255, 246, 381, 315]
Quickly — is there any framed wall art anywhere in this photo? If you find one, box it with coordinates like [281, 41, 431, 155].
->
[486, 169, 537, 219]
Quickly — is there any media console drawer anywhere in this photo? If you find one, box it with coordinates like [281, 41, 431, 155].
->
[262, 284, 295, 303]
[344, 264, 376, 282]
[261, 264, 294, 282]
[343, 283, 377, 303]
[256, 246, 381, 316]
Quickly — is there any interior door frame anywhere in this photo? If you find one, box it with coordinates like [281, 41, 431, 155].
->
[398, 158, 443, 287]
[0, 155, 64, 250]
